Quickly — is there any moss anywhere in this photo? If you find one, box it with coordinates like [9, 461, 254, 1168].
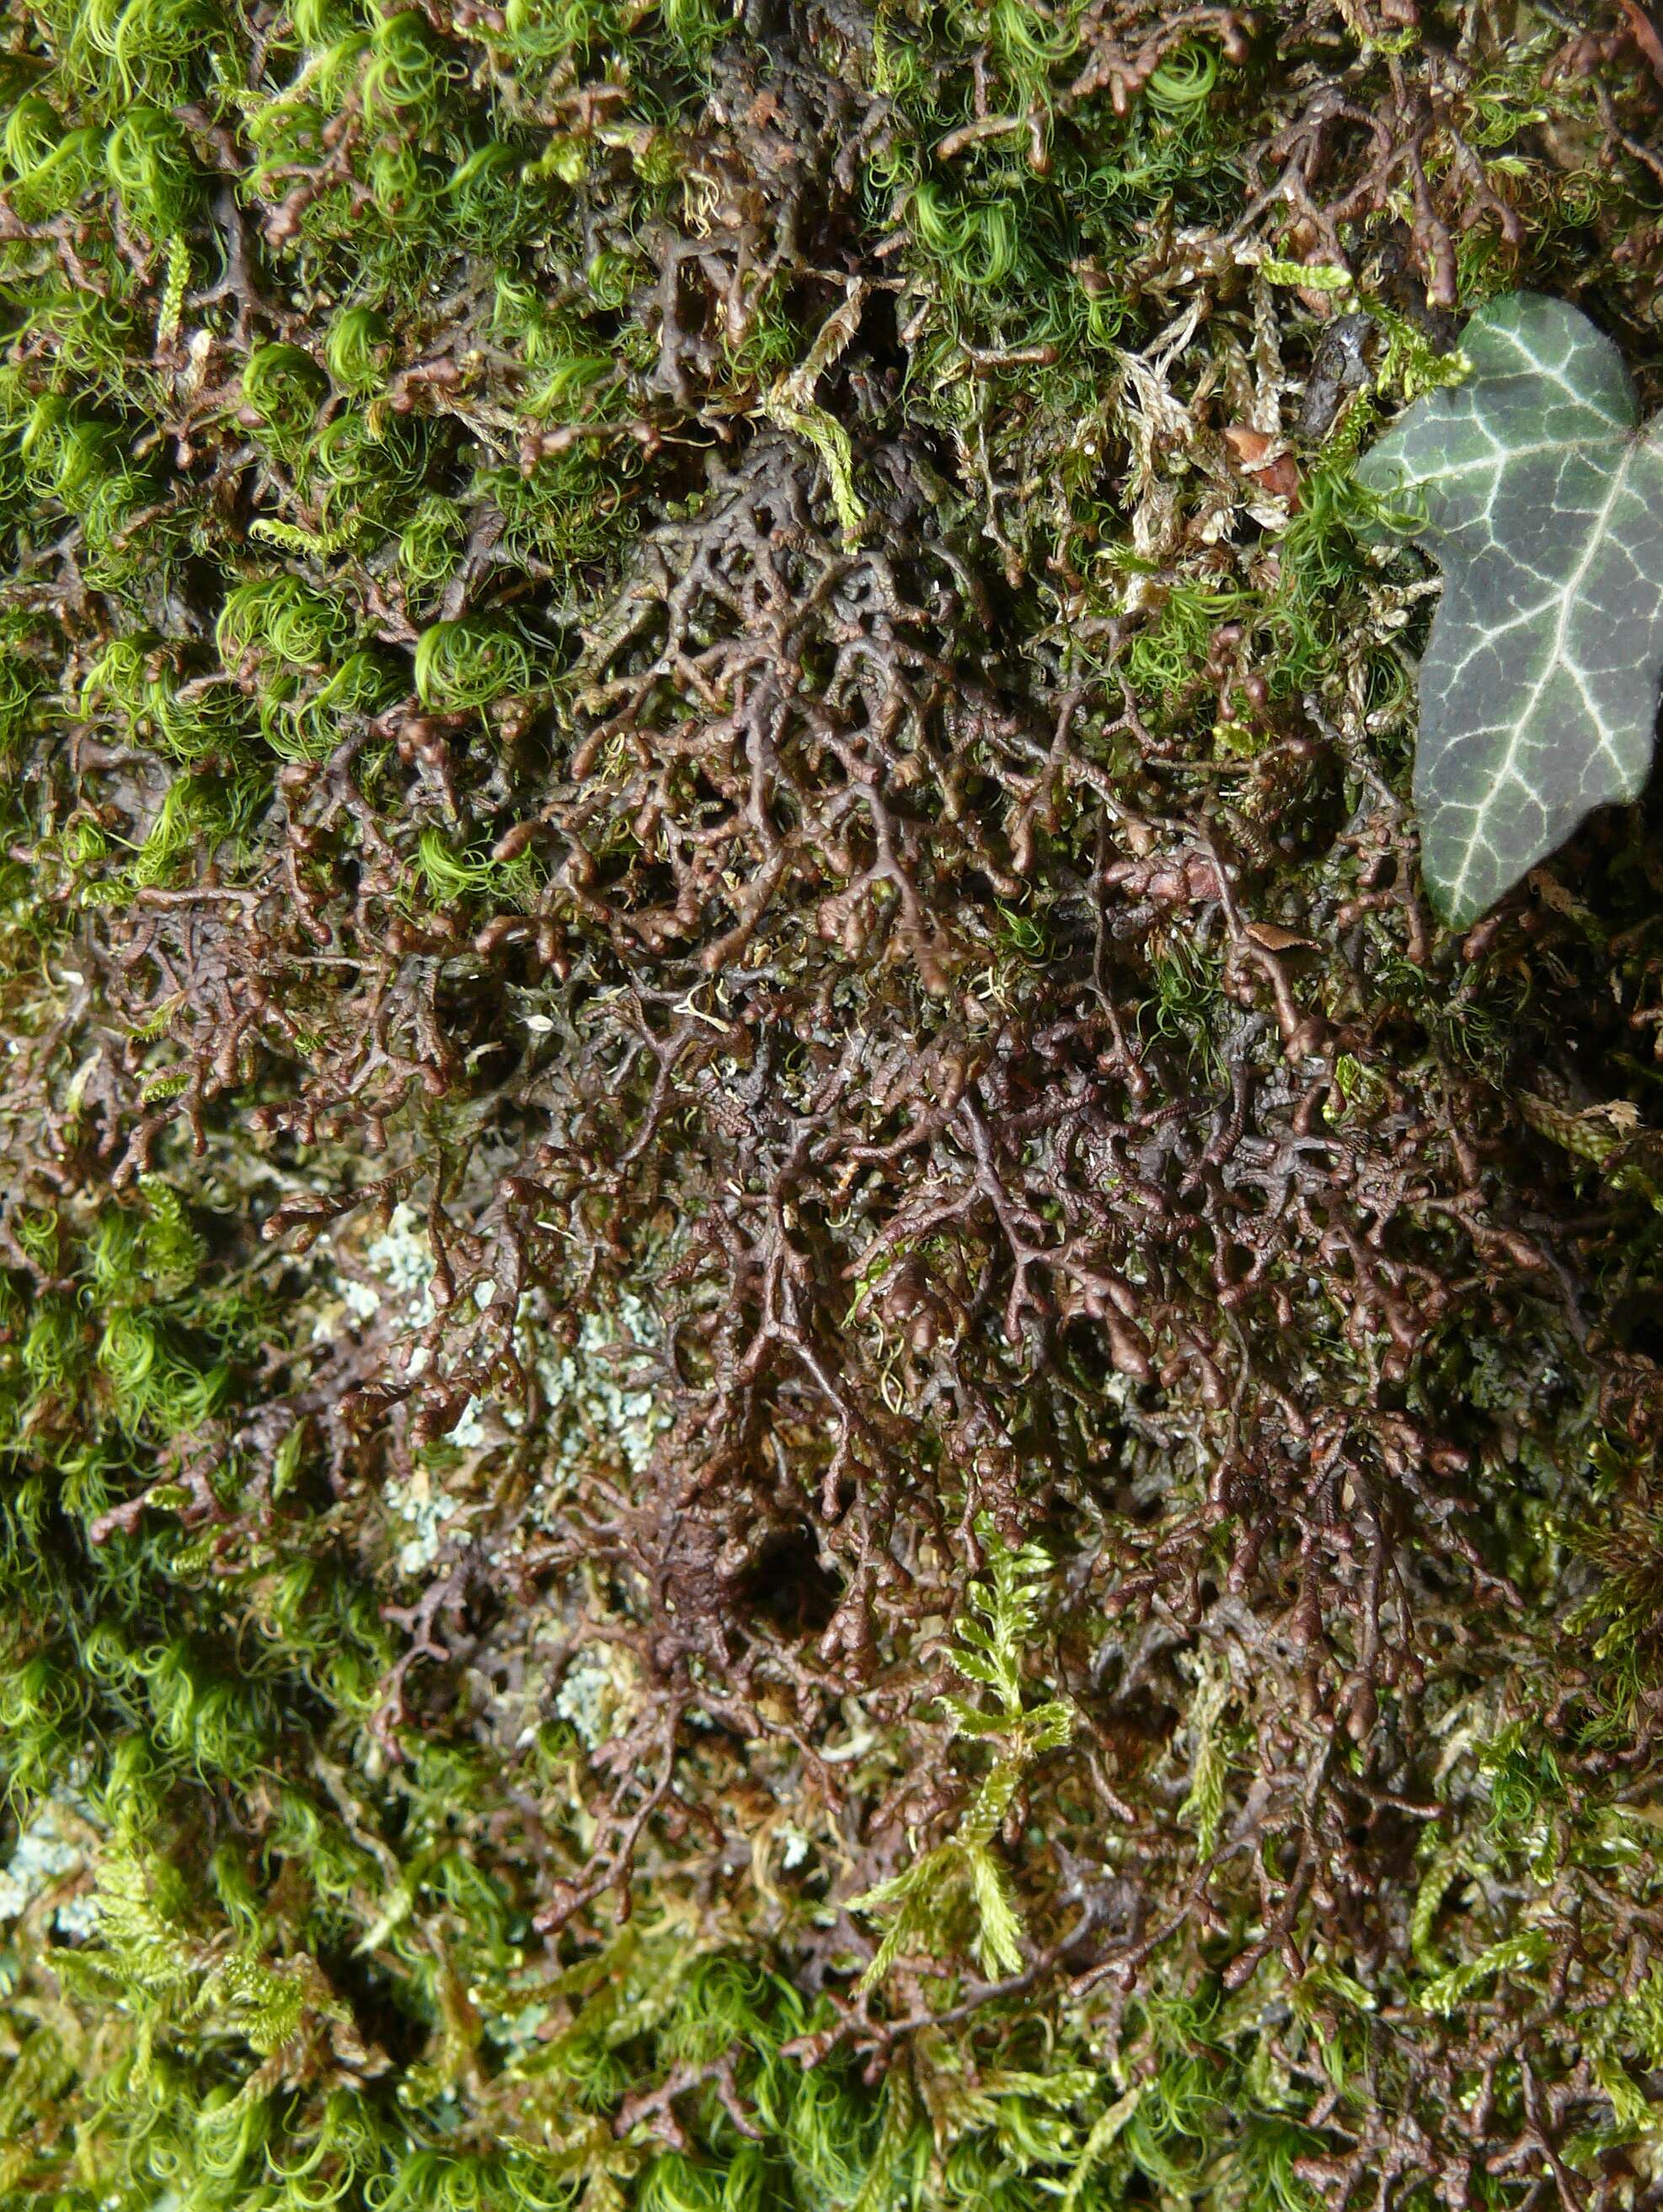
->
[2, 0, 1663, 2204]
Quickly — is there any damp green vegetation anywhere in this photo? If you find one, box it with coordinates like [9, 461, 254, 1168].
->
[3, 1, 1663, 2207]
[1356, 290, 1663, 927]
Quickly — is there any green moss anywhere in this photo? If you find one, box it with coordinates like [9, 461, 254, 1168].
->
[2, 0, 1663, 2203]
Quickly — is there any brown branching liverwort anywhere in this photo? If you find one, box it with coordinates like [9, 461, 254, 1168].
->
[1, 2, 1662, 2207]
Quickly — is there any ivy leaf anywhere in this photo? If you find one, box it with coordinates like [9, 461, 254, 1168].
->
[1356, 291, 1663, 927]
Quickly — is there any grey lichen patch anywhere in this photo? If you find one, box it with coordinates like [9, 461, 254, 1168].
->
[0, 1779, 100, 1938]
[374, 1287, 669, 1578]
[553, 1645, 643, 1752]
[380, 1465, 464, 1578]
[307, 1201, 437, 1346]
[527, 1293, 668, 1483]
[363, 1206, 441, 1309]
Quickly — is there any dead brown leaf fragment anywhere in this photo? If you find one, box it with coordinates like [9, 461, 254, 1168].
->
[1223, 424, 1302, 505]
